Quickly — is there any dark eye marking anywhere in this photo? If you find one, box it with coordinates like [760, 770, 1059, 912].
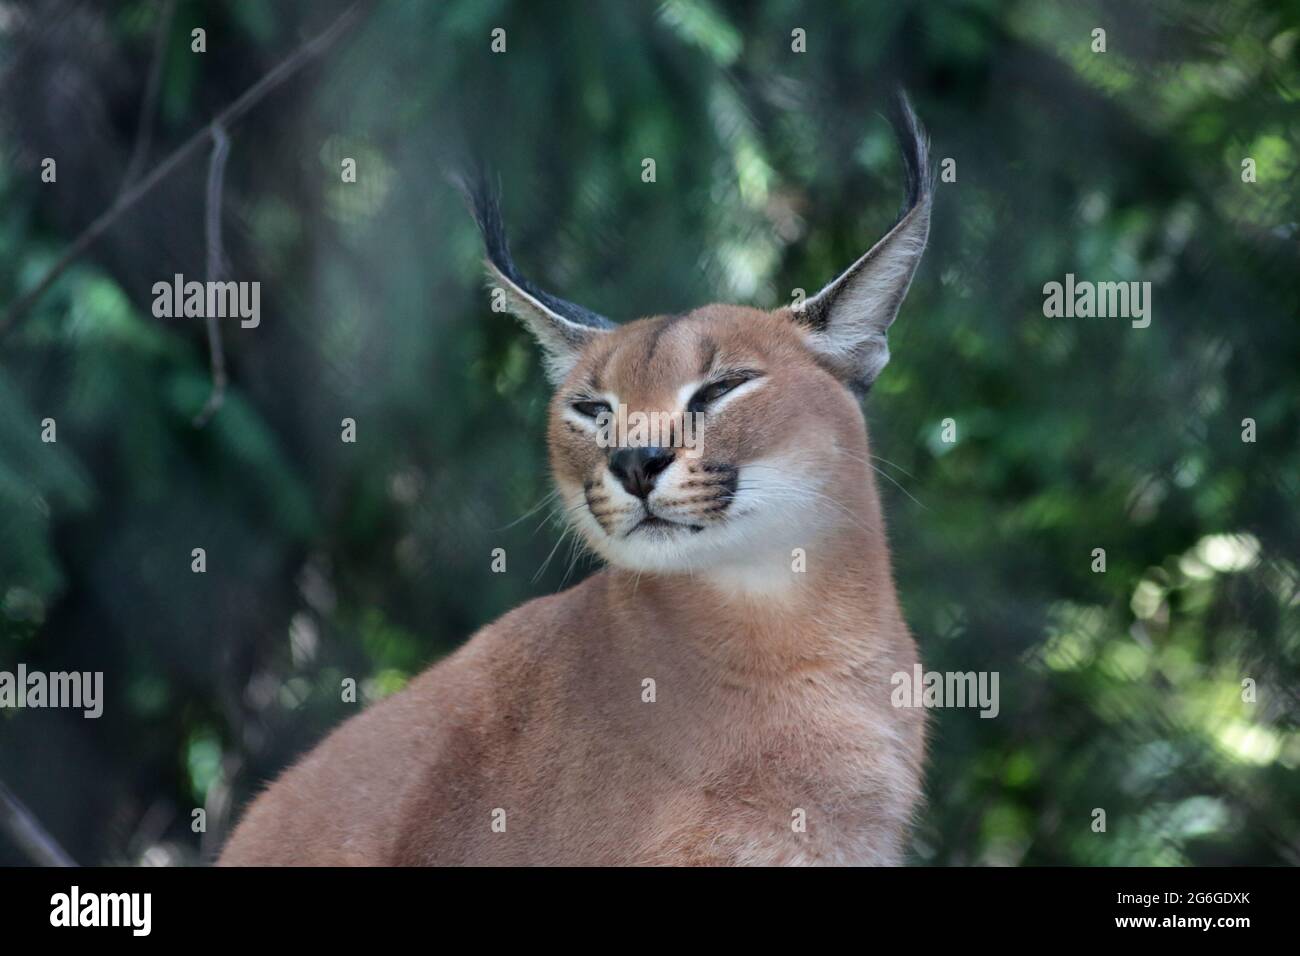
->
[570, 399, 612, 418]
[697, 336, 718, 375]
[687, 371, 761, 414]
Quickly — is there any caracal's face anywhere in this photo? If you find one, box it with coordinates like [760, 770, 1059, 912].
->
[548, 304, 867, 575]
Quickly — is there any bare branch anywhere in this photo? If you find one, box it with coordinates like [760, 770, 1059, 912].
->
[193, 124, 231, 427]
[118, 0, 177, 196]
[0, 0, 370, 339]
[0, 778, 77, 867]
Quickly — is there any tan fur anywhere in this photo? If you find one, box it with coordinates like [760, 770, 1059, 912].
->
[220, 304, 927, 867]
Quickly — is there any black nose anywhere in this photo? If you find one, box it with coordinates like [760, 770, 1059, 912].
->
[608, 446, 674, 498]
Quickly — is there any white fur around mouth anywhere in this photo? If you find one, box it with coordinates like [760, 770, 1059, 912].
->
[627, 513, 703, 536]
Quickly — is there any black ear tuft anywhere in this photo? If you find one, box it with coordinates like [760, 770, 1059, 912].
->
[790, 90, 933, 391]
[888, 89, 933, 230]
[450, 169, 614, 331]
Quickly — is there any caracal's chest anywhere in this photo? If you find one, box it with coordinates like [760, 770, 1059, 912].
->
[621, 679, 918, 866]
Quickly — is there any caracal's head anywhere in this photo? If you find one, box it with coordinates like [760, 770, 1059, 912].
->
[460, 96, 932, 579]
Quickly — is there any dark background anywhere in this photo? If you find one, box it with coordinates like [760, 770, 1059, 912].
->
[0, 0, 1297, 865]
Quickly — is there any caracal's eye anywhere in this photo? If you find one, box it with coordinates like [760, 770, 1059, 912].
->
[687, 373, 756, 413]
[571, 400, 612, 419]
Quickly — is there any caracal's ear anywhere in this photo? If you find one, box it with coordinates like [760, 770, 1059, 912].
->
[793, 92, 933, 393]
[454, 172, 613, 385]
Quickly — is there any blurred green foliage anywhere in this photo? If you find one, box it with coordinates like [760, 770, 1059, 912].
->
[0, 0, 1297, 865]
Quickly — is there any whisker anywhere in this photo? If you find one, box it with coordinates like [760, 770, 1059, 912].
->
[833, 448, 927, 509]
[869, 453, 916, 479]
[865, 462, 928, 511]
[732, 469, 878, 533]
[534, 512, 577, 583]
[493, 487, 561, 532]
